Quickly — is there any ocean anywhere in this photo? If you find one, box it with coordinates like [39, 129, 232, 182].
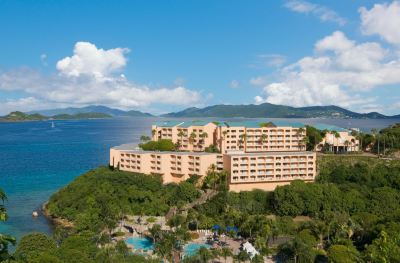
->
[0, 117, 399, 242]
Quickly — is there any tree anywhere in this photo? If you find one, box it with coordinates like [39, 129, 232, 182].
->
[332, 131, 341, 153]
[328, 244, 362, 263]
[149, 224, 162, 244]
[364, 231, 400, 263]
[14, 233, 57, 262]
[189, 132, 197, 147]
[239, 133, 247, 149]
[236, 250, 251, 262]
[140, 135, 151, 142]
[178, 130, 186, 150]
[259, 134, 268, 145]
[199, 132, 208, 147]
[0, 189, 15, 261]
[278, 230, 317, 263]
[296, 127, 306, 150]
[220, 247, 233, 263]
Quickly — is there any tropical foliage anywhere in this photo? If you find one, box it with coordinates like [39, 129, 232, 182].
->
[139, 139, 176, 151]
[47, 167, 200, 233]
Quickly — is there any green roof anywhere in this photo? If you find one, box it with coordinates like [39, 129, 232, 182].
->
[312, 123, 349, 132]
[178, 120, 212, 128]
[218, 120, 305, 128]
[153, 120, 184, 127]
[154, 120, 348, 131]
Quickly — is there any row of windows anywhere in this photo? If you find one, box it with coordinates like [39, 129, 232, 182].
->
[231, 173, 314, 181]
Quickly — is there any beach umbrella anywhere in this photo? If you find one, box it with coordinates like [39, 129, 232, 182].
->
[212, 224, 221, 230]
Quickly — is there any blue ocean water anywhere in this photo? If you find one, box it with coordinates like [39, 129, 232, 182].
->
[0, 117, 399, 242]
[0, 117, 157, 240]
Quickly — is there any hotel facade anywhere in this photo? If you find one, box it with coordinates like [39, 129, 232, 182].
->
[110, 121, 317, 192]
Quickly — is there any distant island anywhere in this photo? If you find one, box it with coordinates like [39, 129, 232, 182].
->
[162, 103, 400, 119]
[2, 103, 400, 121]
[28, 105, 153, 117]
[0, 111, 112, 122]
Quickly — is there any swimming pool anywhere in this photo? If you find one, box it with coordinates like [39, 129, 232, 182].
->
[125, 237, 154, 250]
[184, 243, 211, 257]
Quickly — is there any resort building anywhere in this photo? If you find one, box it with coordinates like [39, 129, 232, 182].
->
[110, 121, 317, 192]
[314, 124, 359, 153]
[215, 121, 306, 153]
[151, 121, 217, 152]
[223, 151, 316, 192]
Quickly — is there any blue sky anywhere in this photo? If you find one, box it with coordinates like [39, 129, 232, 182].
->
[1, 0, 400, 115]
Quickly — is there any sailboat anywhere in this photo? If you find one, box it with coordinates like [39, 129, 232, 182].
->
[51, 121, 55, 128]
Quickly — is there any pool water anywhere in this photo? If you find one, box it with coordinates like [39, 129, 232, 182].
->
[184, 243, 211, 257]
[125, 237, 154, 250]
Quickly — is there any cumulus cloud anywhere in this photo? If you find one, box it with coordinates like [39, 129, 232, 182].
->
[360, 1, 400, 45]
[253, 31, 400, 110]
[0, 42, 205, 114]
[284, 0, 347, 25]
[56, 42, 130, 77]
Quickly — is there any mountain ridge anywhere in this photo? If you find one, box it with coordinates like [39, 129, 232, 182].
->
[28, 105, 153, 117]
[161, 103, 400, 119]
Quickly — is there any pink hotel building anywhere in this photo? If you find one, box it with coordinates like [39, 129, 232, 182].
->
[110, 121, 316, 192]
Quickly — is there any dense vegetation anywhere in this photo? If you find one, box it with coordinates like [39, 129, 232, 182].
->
[0, 111, 47, 121]
[4, 154, 400, 262]
[192, 156, 400, 262]
[47, 167, 199, 233]
[139, 139, 176, 151]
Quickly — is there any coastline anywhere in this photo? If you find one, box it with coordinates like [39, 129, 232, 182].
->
[42, 202, 75, 229]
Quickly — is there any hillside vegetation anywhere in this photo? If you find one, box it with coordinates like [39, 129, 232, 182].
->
[43, 156, 400, 262]
[0, 111, 111, 122]
[162, 103, 399, 118]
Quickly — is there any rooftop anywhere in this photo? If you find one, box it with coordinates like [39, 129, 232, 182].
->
[225, 151, 315, 156]
[312, 123, 349, 132]
[112, 144, 220, 156]
[152, 120, 351, 132]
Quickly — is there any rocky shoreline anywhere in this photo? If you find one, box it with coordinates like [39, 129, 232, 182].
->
[42, 202, 75, 229]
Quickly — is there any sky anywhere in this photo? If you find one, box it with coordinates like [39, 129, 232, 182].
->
[1, 0, 400, 115]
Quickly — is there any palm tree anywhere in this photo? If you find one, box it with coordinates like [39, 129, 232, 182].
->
[301, 136, 309, 151]
[239, 133, 247, 149]
[178, 130, 185, 150]
[332, 131, 340, 153]
[151, 129, 156, 138]
[296, 127, 306, 150]
[189, 132, 197, 147]
[259, 134, 268, 145]
[199, 132, 208, 148]
[198, 247, 213, 263]
[149, 224, 162, 244]
[220, 247, 233, 263]
[344, 140, 350, 153]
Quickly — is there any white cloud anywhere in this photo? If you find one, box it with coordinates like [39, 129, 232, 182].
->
[254, 95, 265, 105]
[40, 54, 48, 66]
[253, 31, 400, 111]
[230, 80, 240, 89]
[285, 0, 347, 26]
[360, 1, 400, 45]
[0, 42, 205, 114]
[249, 54, 287, 69]
[56, 42, 130, 77]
